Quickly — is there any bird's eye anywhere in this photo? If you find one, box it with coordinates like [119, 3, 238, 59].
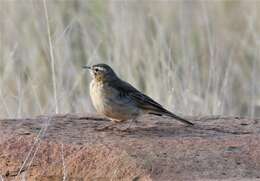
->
[94, 68, 99, 72]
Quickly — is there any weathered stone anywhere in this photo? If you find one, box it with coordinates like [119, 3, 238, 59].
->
[0, 114, 260, 181]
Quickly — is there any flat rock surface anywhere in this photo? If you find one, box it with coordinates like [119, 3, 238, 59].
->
[0, 114, 260, 181]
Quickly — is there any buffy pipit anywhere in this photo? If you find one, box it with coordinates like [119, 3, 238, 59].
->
[83, 63, 193, 130]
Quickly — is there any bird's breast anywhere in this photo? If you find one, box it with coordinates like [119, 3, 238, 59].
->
[90, 80, 106, 112]
[89, 80, 139, 120]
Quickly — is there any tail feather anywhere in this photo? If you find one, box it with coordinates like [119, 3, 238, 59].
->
[164, 112, 194, 125]
[149, 111, 194, 126]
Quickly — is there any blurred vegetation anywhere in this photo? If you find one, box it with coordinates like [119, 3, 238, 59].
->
[0, 0, 259, 118]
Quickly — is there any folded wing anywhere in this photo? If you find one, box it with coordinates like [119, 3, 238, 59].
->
[109, 79, 193, 125]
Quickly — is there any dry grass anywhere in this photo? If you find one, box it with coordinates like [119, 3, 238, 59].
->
[0, 0, 259, 118]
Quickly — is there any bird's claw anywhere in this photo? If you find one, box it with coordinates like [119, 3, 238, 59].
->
[95, 125, 114, 131]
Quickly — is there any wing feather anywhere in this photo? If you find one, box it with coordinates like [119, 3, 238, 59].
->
[110, 79, 172, 113]
[108, 78, 193, 125]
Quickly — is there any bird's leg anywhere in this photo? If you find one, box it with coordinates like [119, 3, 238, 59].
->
[127, 119, 135, 129]
[95, 122, 115, 131]
[119, 118, 137, 132]
[95, 119, 123, 131]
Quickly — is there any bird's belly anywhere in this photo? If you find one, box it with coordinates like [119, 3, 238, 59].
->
[90, 81, 139, 121]
[104, 97, 139, 120]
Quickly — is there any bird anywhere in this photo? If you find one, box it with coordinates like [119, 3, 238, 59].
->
[83, 63, 193, 130]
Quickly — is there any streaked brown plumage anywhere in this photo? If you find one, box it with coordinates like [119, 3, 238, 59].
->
[83, 63, 193, 127]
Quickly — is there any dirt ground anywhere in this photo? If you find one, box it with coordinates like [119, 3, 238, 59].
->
[0, 114, 260, 181]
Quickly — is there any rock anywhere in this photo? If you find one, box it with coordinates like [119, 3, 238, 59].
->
[0, 114, 260, 181]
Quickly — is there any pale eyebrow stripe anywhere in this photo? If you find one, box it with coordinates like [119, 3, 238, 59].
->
[98, 67, 106, 71]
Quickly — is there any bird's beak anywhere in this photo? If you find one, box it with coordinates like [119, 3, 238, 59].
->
[82, 65, 91, 70]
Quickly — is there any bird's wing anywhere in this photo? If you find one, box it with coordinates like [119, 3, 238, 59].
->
[109, 78, 193, 125]
[110, 79, 167, 112]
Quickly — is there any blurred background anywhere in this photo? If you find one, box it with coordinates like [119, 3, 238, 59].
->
[0, 0, 259, 119]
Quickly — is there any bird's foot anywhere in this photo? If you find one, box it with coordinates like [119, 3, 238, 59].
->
[95, 119, 135, 132]
[95, 124, 133, 132]
[118, 127, 131, 133]
[95, 120, 124, 131]
[95, 123, 116, 131]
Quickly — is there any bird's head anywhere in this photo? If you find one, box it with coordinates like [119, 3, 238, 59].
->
[83, 63, 117, 82]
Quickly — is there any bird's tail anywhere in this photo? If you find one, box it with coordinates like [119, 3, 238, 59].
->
[149, 110, 194, 126]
